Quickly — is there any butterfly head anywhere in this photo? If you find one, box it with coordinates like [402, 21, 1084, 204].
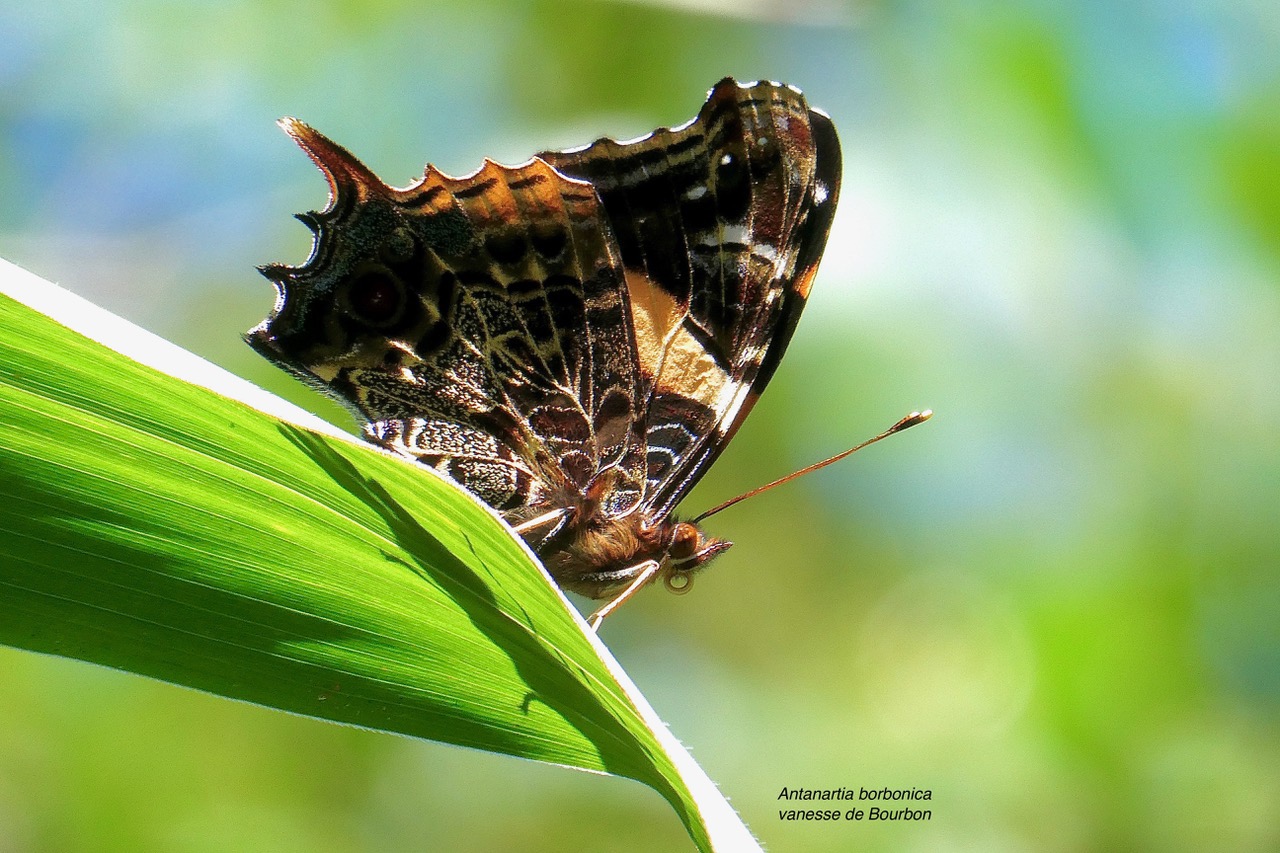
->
[660, 520, 733, 593]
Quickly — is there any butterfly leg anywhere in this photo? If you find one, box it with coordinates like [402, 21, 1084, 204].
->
[587, 560, 661, 631]
[509, 508, 570, 550]
[511, 508, 568, 536]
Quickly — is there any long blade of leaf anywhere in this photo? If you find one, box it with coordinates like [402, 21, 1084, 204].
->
[0, 258, 759, 852]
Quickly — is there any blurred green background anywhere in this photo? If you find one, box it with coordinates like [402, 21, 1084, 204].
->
[2, 0, 1278, 850]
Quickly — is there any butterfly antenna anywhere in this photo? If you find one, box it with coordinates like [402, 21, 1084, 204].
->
[690, 410, 933, 524]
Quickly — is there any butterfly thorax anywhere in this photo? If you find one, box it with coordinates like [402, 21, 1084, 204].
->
[535, 499, 732, 600]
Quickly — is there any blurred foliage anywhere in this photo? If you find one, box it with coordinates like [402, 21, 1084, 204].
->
[1, 0, 1278, 850]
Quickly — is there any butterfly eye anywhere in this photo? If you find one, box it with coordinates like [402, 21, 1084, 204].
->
[347, 270, 404, 327]
[667, 522, 701, 561]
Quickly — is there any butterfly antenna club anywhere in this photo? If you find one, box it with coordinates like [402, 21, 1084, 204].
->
[690, 410, 933, 524]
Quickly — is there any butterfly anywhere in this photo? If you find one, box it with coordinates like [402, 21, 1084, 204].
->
[248, 78, 869, 626]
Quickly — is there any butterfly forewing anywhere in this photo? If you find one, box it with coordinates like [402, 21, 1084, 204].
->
[541, 78, 841, 518]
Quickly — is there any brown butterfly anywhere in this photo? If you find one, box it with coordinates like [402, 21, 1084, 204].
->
[248, 78, 927, 626]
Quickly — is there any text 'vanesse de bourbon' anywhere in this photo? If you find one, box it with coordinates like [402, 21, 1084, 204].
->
[776, 787, 932, 822]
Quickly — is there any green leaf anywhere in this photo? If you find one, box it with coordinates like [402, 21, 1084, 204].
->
[0, 258, 759, 852]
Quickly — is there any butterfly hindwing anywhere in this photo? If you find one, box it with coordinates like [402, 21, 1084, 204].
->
[250, 126, 648, 520]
